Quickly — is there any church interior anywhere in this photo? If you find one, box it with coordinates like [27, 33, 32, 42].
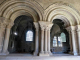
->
[0, 0, 80, 60]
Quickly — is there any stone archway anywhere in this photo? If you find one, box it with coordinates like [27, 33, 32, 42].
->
[0, 0, 43, 55]
[50, 19, 70, 54]
[44, 2, 80, 55]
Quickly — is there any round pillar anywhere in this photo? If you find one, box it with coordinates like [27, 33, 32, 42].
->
[44, 29, 48, 53]
[68, 30, 73, 54]
[77, 30, 80, 54]
[0, 26, 6, 53]
[71, 30, 78, 55]
[40, 28, 44, 53]
[33, 22, 39, 55]
[2, 23, 13, 54]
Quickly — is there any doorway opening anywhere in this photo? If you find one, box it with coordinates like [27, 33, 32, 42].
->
[8, 15, 35, 54]
[50, 19, 70, 54]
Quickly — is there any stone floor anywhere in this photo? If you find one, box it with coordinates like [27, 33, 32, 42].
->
[0, 54, 80, 60]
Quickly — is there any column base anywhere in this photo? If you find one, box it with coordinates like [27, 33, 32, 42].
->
[39, 52, 49, 56]
[33, 52, 38, 56]
[0, 52, 9, 55]
[1, 51, 9, 55]
[73, 52, 78, 56]
[49, 52, 53, 56]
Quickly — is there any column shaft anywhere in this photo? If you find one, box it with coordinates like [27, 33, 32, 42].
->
[41, 29, 44, 53]
[69, 31, 73, 54]
[47, 30, 50, 53]
[77, 30, 80, 54]
[45, 30, 47, 53]
[0, 28, 5, 53]
[3, 28, 10, 53]
[71, 30, 78, 55]
[39, 21, 53, 56]
[34, 30, 39, 55]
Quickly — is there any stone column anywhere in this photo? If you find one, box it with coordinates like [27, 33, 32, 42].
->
[77, 30, 80, 54]
[39, 21, 45, 56]
[33, 22, 39, 55]
[2, 23, 13, 54]
[47, 29, 51, 53]
[76, 25, 80, 55]
[68, 30, 73, 54]
[71, 30, 78, 55]
[0, 17, 8, 53]
[40, 27, 45, 54]
[47, 24, 53, 55]
[66, 27, 73, 54]
[0, 26, 6, 53]
[39, 21, 53, 56]
[44, 28, 48, 54]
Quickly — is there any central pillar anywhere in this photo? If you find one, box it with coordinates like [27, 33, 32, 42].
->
[39, 26, 45, 56]
[39, 21, 53, 56]
[39, 21, 46, 56]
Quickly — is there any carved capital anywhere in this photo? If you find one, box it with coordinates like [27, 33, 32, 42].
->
[44, 22, 53, 31]
[39, 21, 53, 31]
[0, 17, 9, 29]
[39, 21, 45, 30]
[7, 22, 14, 28]
[76, 25, 80, 32]
[66, 26, 71, 32]
[47, 24, 53, 31]
[66, 26, 77, 32]
[33, 22, 39, 31]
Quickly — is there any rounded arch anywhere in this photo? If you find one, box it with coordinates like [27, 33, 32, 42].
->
[0, 0, 43, 22]
[44, 2, 80, 26]
[53, 15, 70, 27]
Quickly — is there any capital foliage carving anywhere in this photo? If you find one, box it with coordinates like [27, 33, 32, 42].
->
[39, 21, 53, 31]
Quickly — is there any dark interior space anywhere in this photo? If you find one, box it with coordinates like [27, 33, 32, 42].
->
[50, 19, 70, 54]
[8, 15, 35, 54]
